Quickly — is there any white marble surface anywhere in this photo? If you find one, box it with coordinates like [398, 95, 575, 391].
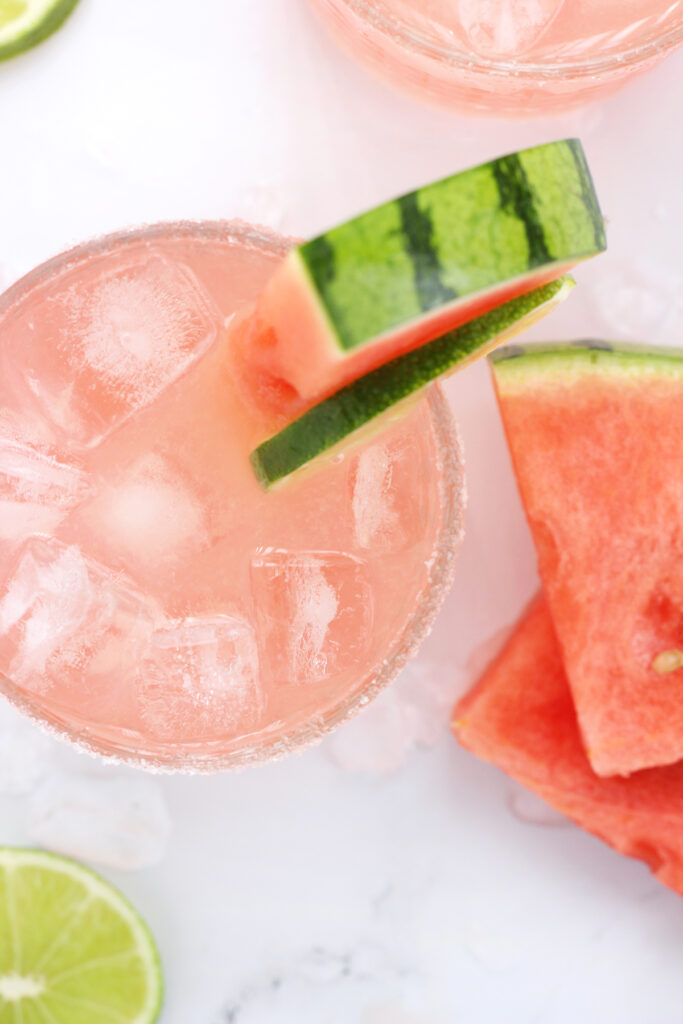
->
[1, 2, 683, 1022]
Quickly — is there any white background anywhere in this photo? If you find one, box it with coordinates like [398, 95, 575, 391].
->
[1, 2, 683, 1022]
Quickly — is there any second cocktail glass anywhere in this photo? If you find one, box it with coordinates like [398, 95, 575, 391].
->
[307, 0, 683, 114]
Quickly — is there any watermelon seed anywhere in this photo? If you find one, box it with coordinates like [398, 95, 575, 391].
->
[651, 650, 683, 675]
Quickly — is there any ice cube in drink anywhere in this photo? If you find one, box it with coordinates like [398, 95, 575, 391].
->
[4, 256, 219, 448]
[251, 550, 374, 686]
[0, 537, 153, 701]
[136, 615, 262, 742]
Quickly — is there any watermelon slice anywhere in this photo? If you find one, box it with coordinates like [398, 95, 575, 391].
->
[251, 277, 572, 487]
[453, 596, 683, 898]
[491, 342, 683, 777]
[233, 139, 604, 409]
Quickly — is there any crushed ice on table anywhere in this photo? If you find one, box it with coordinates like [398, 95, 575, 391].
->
[12, 255, 218, 447]
[325, 659, 457, 775]
[137, 614, 262, 741]
[0, 537, 153, 692]
[27, 770, 171, 870]
[81, 453, 208, 568]
[457, 0, 565, 57]
[0, 698, 171, 869]
[251, 550, 373, 685]
[592, 267, 677, 341]
[0, 438, 90, 545]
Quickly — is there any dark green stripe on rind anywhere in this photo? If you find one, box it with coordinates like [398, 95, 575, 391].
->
[491, 155, 552, 267]
[252, 278, 567, 488]
[396, 193, 458, 311]
[0, 0, 81, 62]
[297, 140, 605, 353]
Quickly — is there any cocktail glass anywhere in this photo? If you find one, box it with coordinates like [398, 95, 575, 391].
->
[0, 221, 465, 771]
[306, 0, 683, 115]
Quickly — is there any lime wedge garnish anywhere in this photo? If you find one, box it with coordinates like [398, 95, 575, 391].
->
[0, 848, 162, 1024]
[251, 276, 573, 487]
[0, 0, 80, 62]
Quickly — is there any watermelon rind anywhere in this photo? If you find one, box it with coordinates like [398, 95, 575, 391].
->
[251, 276, 573, 488]
[491, 339, 683, 381]
[453, 597, 683, 899]
[296, 139, 604, 354]
[491, 339, 683, 777]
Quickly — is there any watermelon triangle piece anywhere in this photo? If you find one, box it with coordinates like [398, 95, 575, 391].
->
[232, 140, 605, 417]
[491, 342, 683, 777]
[454, 596, 683, 898]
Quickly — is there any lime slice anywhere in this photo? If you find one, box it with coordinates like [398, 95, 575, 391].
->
[0, 847, 163, 1024]
[251, 276, 573, 488]
[0, 0, 80, 62]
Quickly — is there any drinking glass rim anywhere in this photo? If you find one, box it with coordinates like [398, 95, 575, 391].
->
[0, 218, 466, 773]
[324, 0, 683, 78]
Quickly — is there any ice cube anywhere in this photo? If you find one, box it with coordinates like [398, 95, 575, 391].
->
[326, 659, 455, 775]
[78, 453, 207, 570]
[7, 255, 219, 448]
[0, 438, 88, 506]
[0, 438, 90, 545]
[136, 615, 262, 741]
[350, 436, 427, 553]
[457, 0, 565, 56]
[0, 537, 154, 694]
[0, 353, 57, 451]
[593, 269, 670, 341]
[251, 550, 373, 685]
[27, 771, 171, 870]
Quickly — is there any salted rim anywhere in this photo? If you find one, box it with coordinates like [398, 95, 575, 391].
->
[315, 0, 683, 79]
[0, 219, 466, 773]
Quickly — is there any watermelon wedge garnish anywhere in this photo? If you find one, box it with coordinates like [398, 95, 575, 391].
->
[453, 596, 683, 899]
[251, 277, 572, 487]
[233, 138, 605, 414]
[491, 342, 683, 777]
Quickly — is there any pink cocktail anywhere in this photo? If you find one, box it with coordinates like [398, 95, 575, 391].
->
[307, 0, 683, 114]
[0, 222, 464, 770]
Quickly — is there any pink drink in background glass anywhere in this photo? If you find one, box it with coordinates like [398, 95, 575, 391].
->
[307, 0, 683, 114]
[0, 222, 464, 770]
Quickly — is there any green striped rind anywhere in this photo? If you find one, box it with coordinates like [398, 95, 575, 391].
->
[491, 340, 683, 384]
[252, 277, 570, 488]
[297, 139, 605, 353]
[0, 0, 80, 62]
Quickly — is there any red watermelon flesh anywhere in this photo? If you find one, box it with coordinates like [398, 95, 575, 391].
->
[227, 141, 605, 420]
[491, 343, 683, 777]
[453, 596, 683, 898]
